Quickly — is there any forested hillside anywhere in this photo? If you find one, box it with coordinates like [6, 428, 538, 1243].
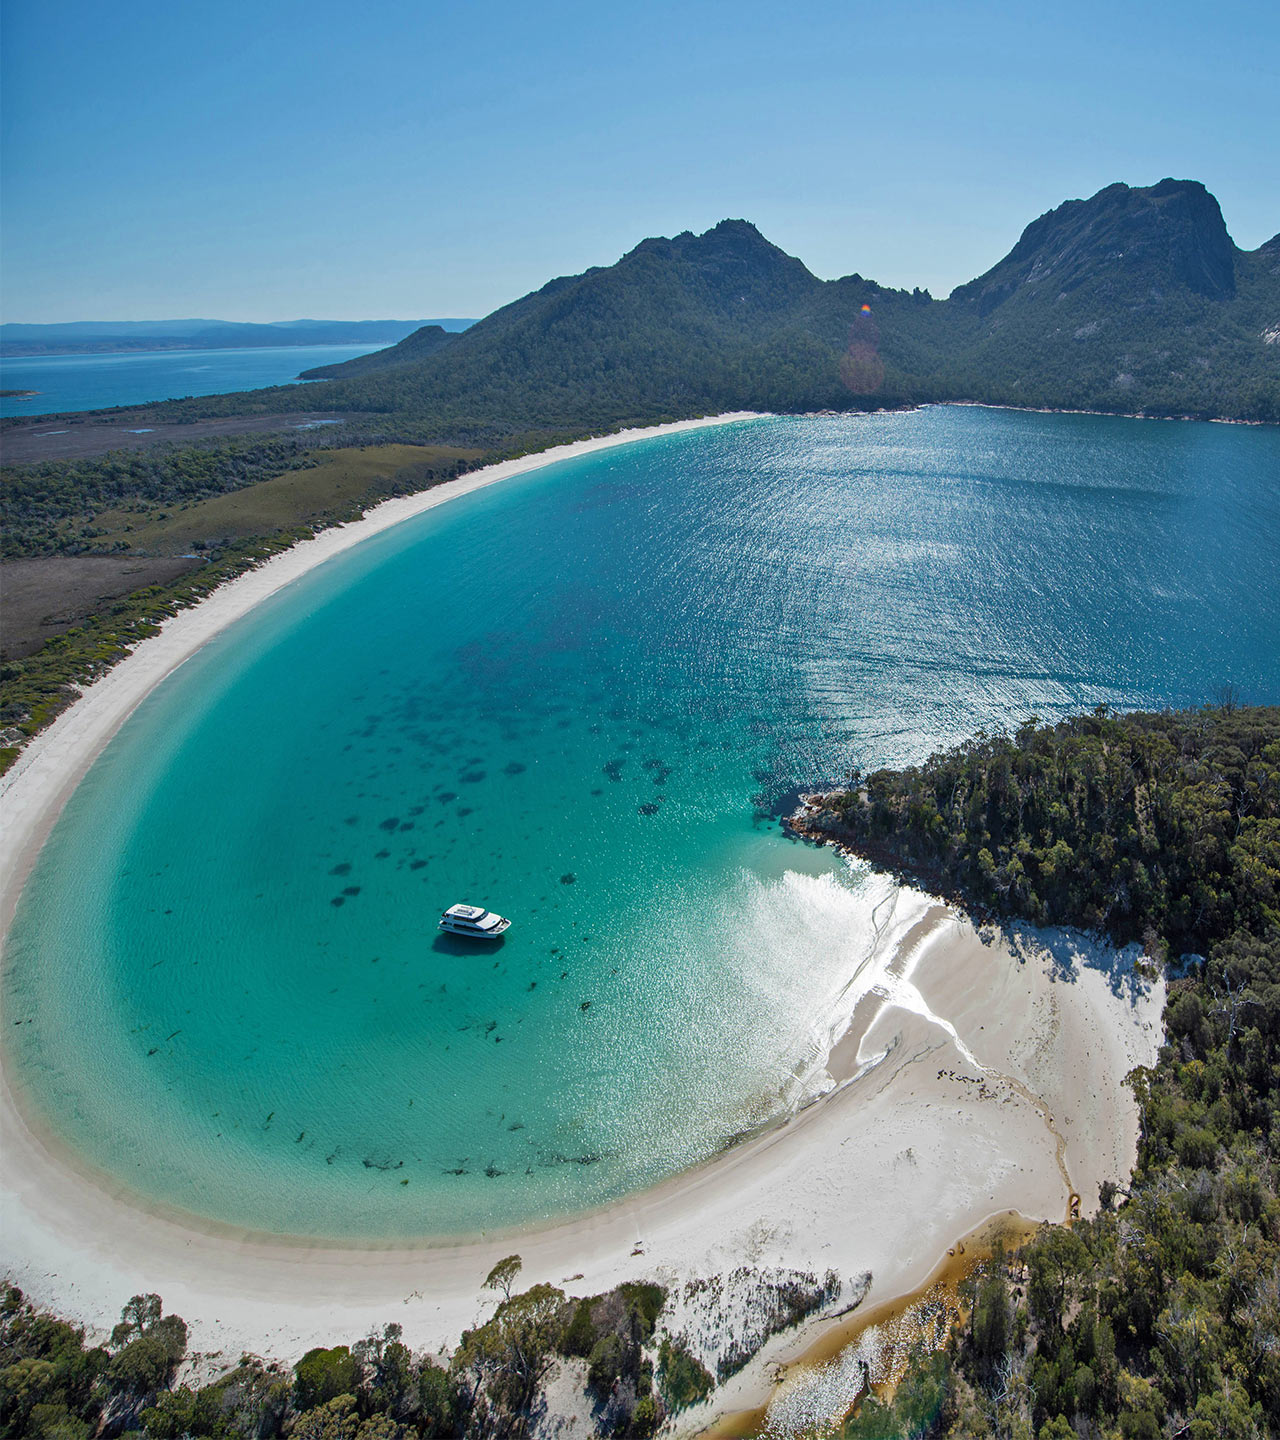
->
[250, 180, 1279, 431]
[6, 180, 1272, 449]
[937, 181, 1280, 420]
[299, 324, 457, 379]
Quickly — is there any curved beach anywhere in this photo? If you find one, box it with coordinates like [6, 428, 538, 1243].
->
[1, 412, 1164, 1421]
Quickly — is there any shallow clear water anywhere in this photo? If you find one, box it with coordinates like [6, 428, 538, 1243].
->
[6, 408, 1279, 1239]
[0, 343, 384, 417]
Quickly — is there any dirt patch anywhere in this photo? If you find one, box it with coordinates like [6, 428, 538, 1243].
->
[0, 412, 355, 465]
[0, 555, 205, 659]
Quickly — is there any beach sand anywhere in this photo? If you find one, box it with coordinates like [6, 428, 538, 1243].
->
[0, 410, 1164, 1428]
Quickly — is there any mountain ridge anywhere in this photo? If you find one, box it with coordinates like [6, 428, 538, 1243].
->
[290, 179, 1275, 426]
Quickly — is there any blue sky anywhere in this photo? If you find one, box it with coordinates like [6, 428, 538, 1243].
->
[2, 0, 1277, 322]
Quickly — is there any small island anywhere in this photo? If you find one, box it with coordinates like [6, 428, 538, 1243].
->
[0, 388, 39, 398]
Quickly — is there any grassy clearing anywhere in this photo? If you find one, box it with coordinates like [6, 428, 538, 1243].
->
[88, 444, 479, 554]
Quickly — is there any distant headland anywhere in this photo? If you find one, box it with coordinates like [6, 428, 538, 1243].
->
[0, 317, 475, 358]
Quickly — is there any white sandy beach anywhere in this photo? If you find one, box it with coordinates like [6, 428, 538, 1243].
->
[0, 410, 1164, 1430]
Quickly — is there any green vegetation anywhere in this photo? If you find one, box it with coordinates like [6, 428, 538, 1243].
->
[0, 528, 322, 767]
[836, 1350, 952, 1439]
[656, 1335, 714, 1411]
[75, 444, 478, 556]
[801, 704, 1280, 1438]
[809, 704, 1279, 958]
[299, 326, 455, 380]
[1, 436, 331, 558]
[0, 440, 478, 560]
[0, 1274, 678, 1438]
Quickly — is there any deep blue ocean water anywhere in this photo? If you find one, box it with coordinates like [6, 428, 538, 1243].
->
[5, 408, 1278, 1239]
[0, 343, 385, 418]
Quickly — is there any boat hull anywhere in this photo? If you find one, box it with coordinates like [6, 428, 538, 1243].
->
[438, 917, 511, 938]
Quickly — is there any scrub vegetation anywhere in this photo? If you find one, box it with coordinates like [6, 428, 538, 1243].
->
[0, 1266, 837, 1437]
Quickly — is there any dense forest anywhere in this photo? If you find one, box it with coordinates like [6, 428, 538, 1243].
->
[0, 436, 339, 559]
[798, 705, 1280, 1438]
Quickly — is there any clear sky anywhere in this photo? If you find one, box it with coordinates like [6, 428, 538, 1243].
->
[2, 0, 1277, 322]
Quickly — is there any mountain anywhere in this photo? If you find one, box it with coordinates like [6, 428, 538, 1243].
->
[953, 179, 1238, 311]
[0, 318, 476, 357]
[299, 323, 458, 379]
[285, 180, 1276, 429]
[287, 220, 952, 434]
[935, 179, 1279, 417]
[76, 181, 1276, 435]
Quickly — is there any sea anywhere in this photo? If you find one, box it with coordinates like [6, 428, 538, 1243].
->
[0, 343, 387, 419]
[5, 408, 1278, 1239]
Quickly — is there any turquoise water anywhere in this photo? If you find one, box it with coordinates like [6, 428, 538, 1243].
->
[6, 408, 1279, 1239]
[0, 343, 384, 418]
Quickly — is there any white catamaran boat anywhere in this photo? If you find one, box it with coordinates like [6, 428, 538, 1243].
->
[438, 903, 511, 938]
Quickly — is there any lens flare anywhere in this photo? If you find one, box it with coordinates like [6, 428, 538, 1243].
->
[860, 303, 872, 313]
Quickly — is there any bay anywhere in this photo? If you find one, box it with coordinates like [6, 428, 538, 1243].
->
[5, 407, 1278, 1239]
[0, 343, 385, 419]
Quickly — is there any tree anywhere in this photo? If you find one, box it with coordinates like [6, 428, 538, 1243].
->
[417, 1357, 462, 1437]
[295, 1346, 360, 1412]
[483, 1255, 523, 1304]
[353, 1323, 414, 1420]
[1027, 1227, 1088, 1335]
[292, 1393, 360, 1440]
[105, 1335, 179, 1396]
[111, 1294, 163, 1349]
[971, 1271, 1011, 1373]
[453, 1282, 567, 1432]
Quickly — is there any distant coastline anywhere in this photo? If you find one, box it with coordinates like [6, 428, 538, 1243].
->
[0, 317, 475, 358]
[0, 342, 407, 421]
[940, 399, 1275, 427]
